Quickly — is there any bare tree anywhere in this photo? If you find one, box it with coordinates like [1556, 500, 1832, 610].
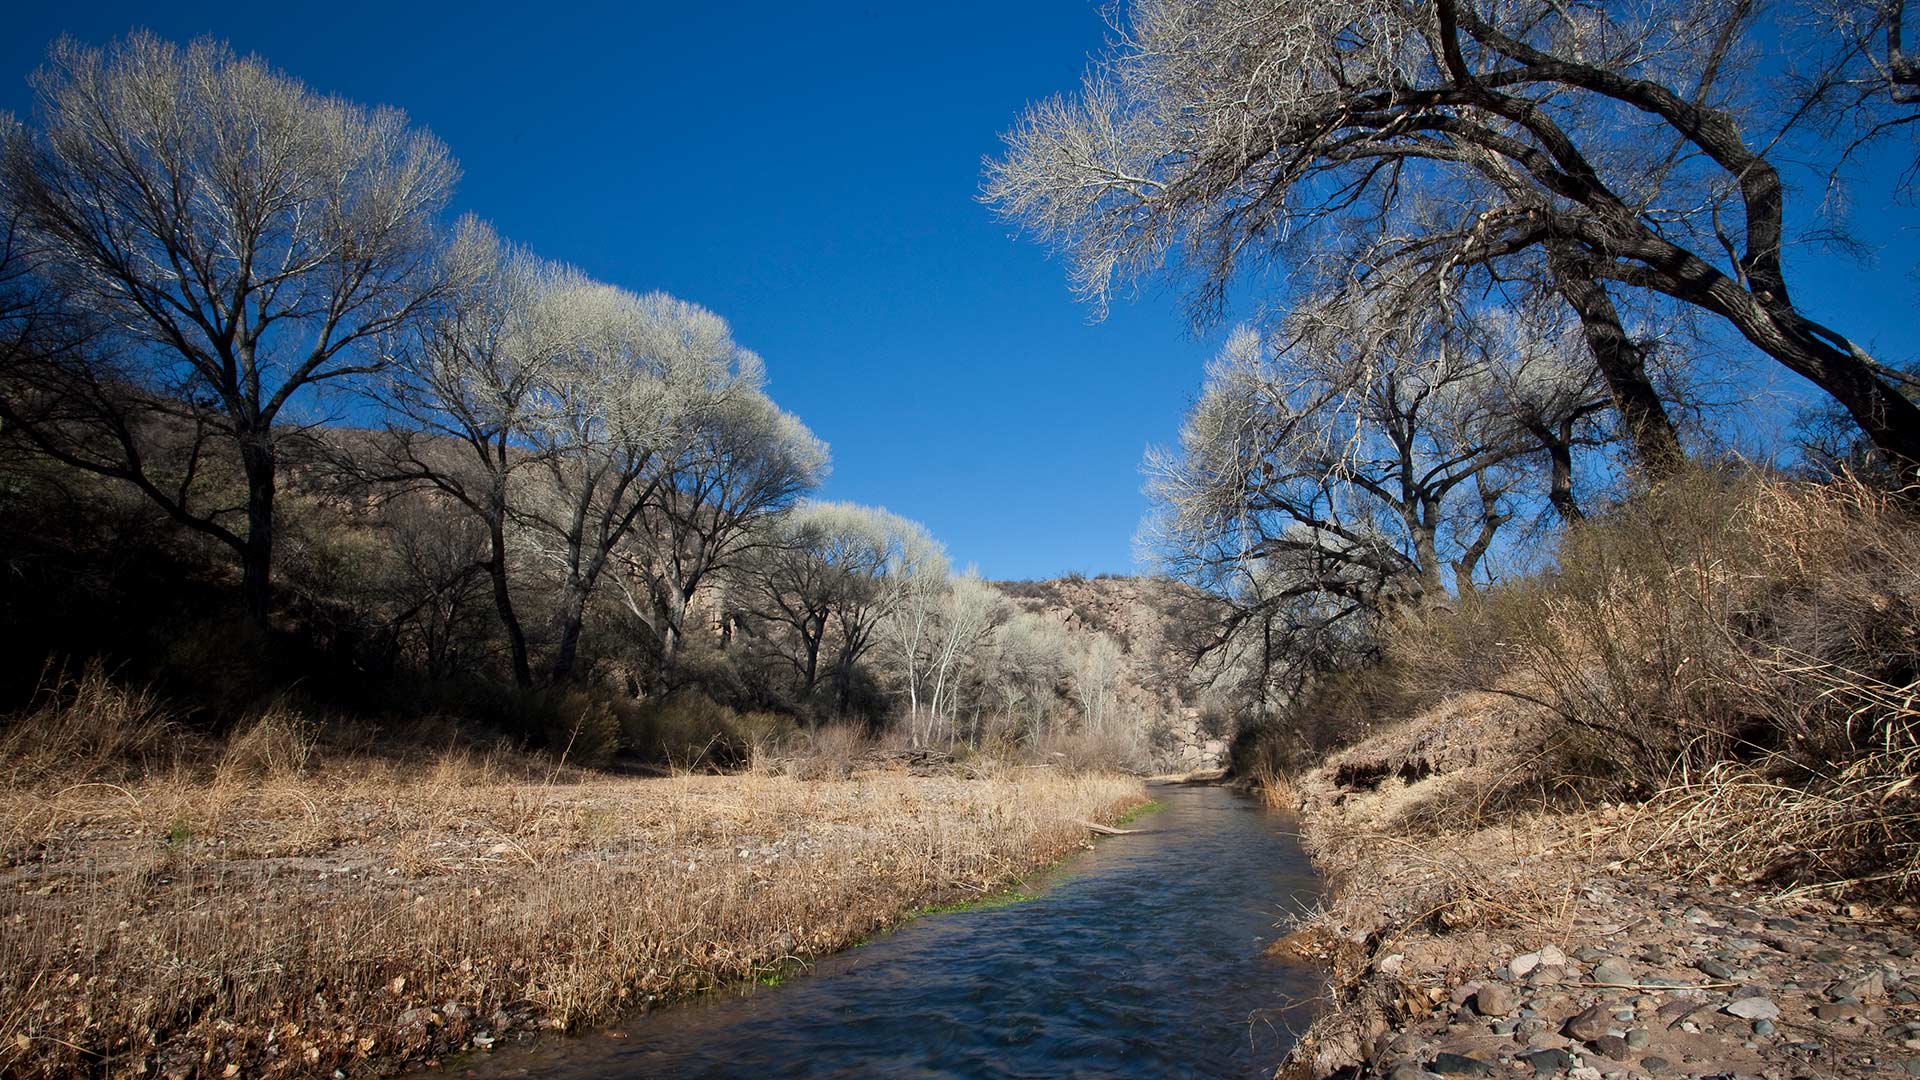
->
[365, 219, 574, 686]
[985, 0, 1920, 469]
[0, 34, 457, 622]
[1145, 301, 1549, 616]
[737, 500, 934, 713]
[616, 384, 825, 684]
[514, 288, 780, 683]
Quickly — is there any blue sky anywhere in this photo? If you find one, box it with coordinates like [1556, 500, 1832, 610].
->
[5, 2, 1915, 579]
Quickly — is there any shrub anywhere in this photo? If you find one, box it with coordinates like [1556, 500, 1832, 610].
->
[1377, 467, 1920, 896]
[622, 690, 747, 769]
[540, 692, 625, 770]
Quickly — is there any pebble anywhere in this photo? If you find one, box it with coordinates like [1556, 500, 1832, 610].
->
[1592, 958, 1634, 985]
[1428, 1052, 1493, 1077]
[1589, 1034, 1630, 1060]
[1565, 1004, 1614, 1042]
[1473, 984, 1519, 1018]
[1753, 1019, 1775, 1035]
[1625, 1028, 1651, 1049]
[1523, 1048, 1574, 1076]
[1725, 997, 1780, 1021]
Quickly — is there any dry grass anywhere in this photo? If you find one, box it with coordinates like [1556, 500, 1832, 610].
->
[0, 697, 1144, 1079]
[1371, 469, 1920, 898]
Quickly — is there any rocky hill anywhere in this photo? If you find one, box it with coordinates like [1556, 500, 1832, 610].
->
[994, 575, 1239, 772]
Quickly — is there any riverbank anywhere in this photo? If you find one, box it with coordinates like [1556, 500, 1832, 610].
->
[1273, 696, 1920, 1080]
[0, 748, 1143, 1079]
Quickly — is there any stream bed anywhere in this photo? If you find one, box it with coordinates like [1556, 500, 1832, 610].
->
[443, 782, 1323, 1079]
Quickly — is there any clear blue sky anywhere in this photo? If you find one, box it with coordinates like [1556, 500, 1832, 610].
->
[5, 3, 1915, 579]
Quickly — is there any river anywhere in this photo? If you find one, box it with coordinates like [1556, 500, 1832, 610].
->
[440, 782, 1323, 1079]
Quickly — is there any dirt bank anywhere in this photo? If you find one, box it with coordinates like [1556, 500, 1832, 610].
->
[1274, 695, 1919, 1080]
[0, 757, 1143, 1079]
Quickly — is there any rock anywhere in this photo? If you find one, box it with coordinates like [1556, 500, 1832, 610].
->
[1389, 1065, 1426, 1080]
[1697, 958, 1734, 980]
[1592, 959, 1634, 985]
[1753, 1019, 1775, 1035]
[1830, 972, 1886, 1002]
[393, 1007, 437, 1053]
[1625, 1028, 1651, 1049]
[1523, 1048, 1574, 1076]
[1572, 945, 1609, 963]
[1565, 1004, 1614, 1042]
[1725, 998, 1780, 1021]
[1641, 1057, 1671, 1072]
[1512, 946, 1569, 979]
[1656, 998, 1706, 1029]
[1474, 984, 1520, 1018]
[1428, 1052, 1494, 1077]
[1589, 1034, 1630, 1060]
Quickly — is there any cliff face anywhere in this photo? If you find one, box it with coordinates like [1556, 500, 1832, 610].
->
[995, 575, 1236, 772]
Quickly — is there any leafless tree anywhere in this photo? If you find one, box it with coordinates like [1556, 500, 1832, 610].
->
[0, 34, 456, 622]
[366, 219, 572, 686]
[985, 0, 1920, 469]
[510, 287, 796, 683]
[736, 501, 928, 712]
[614, 384, 825, 684]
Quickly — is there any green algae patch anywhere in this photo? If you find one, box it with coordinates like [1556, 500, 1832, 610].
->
[1118, 799, 1166, 825]
[909, 885, 1037, 919]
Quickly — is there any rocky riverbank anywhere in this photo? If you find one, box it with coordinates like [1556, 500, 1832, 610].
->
[1274, 696, 1919, 1080]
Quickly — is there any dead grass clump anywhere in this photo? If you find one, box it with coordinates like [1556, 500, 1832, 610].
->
[0, 661, 180, 782]
[1252, 762, 1299, 810]
[1611, 661, 1920, 899]
[780, 722, 867, 779]
[217, 699, 319, 779]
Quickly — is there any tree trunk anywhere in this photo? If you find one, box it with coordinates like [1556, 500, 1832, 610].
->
[1530, 418, 1584, 524]
[239, 436, 277, 628]
[550, 585, 590, 683]
[1550, 249, 1685, 475]
[486, 518, 533, 688]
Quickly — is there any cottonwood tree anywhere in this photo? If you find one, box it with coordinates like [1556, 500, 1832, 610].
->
[1146, 303, 1548, 615]
[369, 219, 572, 686]
[0, 34, 456, 622]
[920, 573, 1009, 747]
[1069, 631, 1126, 738]
[985, 0, 1920, 469]
[616, 386, 825, 684]
[874, 545, 956, 744]
[515, 288, 763, 683]
[739, 501, 938, 713]
[984, 611, 1078, 739]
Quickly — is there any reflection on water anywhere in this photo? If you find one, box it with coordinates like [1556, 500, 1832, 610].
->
[442, 783, 1323, 1079]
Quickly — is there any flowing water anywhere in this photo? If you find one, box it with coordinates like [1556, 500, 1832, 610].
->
[444, 783, 1323, 1079]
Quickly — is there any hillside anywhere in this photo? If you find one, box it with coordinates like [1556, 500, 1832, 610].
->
[995, 575, 1239, 772]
